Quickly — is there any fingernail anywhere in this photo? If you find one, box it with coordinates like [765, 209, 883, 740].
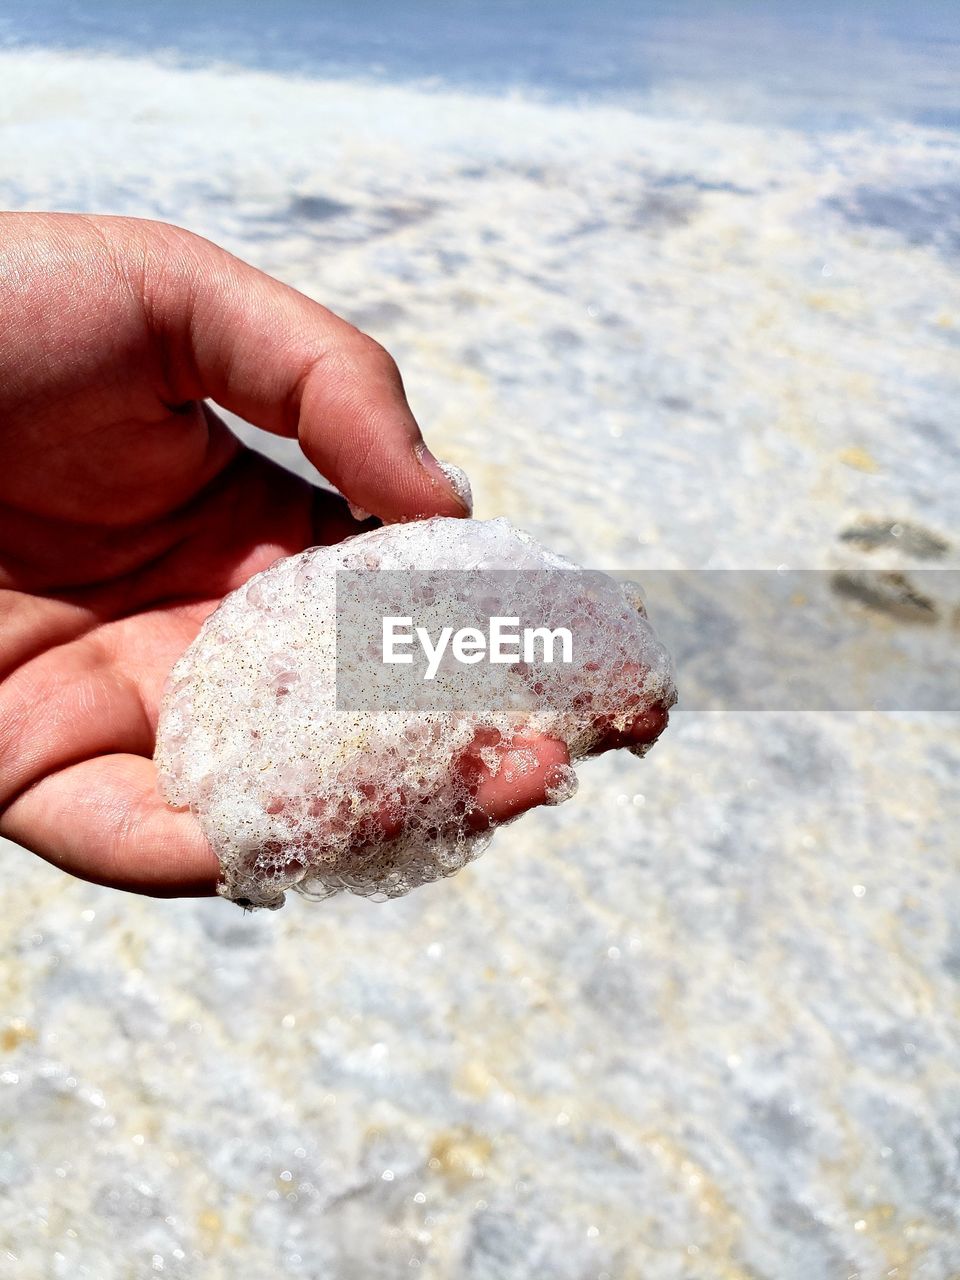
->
[416, 443, 473, 515]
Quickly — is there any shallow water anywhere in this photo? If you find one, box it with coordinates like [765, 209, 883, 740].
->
[0, 21, 959, 1280]
[2, 0, 959, 129]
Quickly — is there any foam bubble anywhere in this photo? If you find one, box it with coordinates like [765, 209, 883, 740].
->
[154, 518, 675, 908]
[436, 460, 474, 514]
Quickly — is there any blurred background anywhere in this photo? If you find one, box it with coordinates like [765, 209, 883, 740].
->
[1, 3, 958, 1277]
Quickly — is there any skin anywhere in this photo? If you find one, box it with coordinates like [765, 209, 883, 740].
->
[0, 212, 667, 901]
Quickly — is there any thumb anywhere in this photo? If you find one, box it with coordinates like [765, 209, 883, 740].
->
[139, 219, 469, 522]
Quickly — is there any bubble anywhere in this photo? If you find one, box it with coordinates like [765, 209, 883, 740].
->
[543, 763, 579, 806]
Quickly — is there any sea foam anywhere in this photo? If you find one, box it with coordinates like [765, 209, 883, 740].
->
[155, 518, 675, 908]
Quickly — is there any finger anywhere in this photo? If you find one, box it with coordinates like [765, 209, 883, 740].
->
[310, 484, 379, 547]
[260, 729, 573, 869]
[588, 698, 672, 755]
[2, 753, 219, 896]
[0, 633, 152, 810]
[460, 731, 573, 826]
[138, 219, 469, 523]
[475, 735, 572, 823]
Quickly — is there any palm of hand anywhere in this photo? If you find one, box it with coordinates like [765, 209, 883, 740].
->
[6, 407, 337, 896]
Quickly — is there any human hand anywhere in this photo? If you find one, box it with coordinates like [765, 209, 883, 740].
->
[0, 212, 665, 899]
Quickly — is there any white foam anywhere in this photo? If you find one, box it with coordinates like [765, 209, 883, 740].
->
[155, 518, 675, 908]
[437, 459, 474, 514]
